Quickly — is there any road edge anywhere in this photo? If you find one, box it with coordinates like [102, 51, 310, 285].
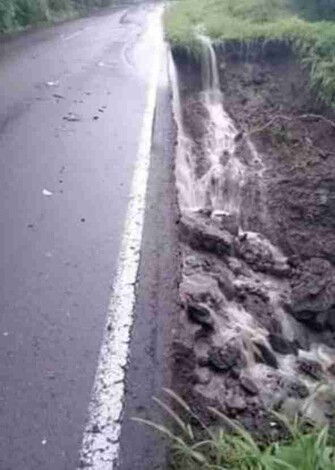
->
[78, 6, 164, 468]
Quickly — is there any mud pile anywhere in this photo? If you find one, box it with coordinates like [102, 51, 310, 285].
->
[170, 40, 335, 432]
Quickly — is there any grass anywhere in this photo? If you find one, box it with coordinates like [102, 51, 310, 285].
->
[134, 389, 335, 470]
[164, 0, 335, 107]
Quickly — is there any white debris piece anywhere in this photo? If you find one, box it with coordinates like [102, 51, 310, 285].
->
[42, 189, 53, 196]
[46, 81, 59, 87]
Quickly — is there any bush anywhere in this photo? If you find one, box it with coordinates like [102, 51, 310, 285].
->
[164, 0, 335, 107]
[14, 0, 50, 26]
[0, 0, 114, 32]
[48, 0, 72, 13]
[0, 0, 16, 31]
[292, 0, 335, 20]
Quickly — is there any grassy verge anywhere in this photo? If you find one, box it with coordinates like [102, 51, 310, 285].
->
[135, 390, 335, 470]
[0, 0, 114, 34]
[164, 0, 335, 107]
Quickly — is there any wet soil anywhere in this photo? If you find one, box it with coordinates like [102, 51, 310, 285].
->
[220, 50, 335, 340]
[171, 45, 335, 435]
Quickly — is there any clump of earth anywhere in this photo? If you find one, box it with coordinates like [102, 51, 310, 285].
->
[171, 43, 335, 433]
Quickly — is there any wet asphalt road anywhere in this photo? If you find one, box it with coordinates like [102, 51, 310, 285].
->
[0, 3, 174, 469]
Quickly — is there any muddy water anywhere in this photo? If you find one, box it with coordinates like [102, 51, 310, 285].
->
[170, 39, 335, 429]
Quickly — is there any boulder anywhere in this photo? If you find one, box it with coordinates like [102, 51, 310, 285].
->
[269, 334, 298, 355]
[238, 288, 282, 334]
[290, 258, 335, 333]
[228, 396, 247, 412]
[195, 367, 212, 385]
[187, 302, 214, 328]
[297, 359, 323, 381]
[173, 342, 197, 386]
[208, 343, 246, 373]
[240, 376, 259, 396]
[327, 310, 335, 331]
[215, 270, 235, 300]
[216, 213, 239, 236]
[327, 363, 335, 376]
[254, 342, 278, 369]
[285, 379, 309, 399]
[179, 214, 233, 256]
[236, 232, 290, 277]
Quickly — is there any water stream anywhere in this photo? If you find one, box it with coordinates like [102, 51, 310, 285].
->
[170, 37, 335, 423]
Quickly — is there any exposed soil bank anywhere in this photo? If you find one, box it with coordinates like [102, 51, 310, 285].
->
[171, 43, 335, 437]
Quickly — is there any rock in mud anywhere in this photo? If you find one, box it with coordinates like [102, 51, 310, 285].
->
[236, 233, 290, 277]
[238, 288, 282, 334]
[285, 379, 309, 399]
[173, 342, 197, 385]
[290, 258, 335, 333]
[197, 355, 209, 367]
[327, 311, 335, 331]
[216, 213, 239, 236]
[327, 363, 335, 376]
[269, 334, 298, 355]
[195, 367, 212, 385]
[252, 70, 268, 86]
[227, 257, 246, 276]
[297, 358, 323, 381]
[215, 270, 235, 300]
[180, 214, 233, 256]
[254, 342, 278, 369]
[187, 302, 214, 328]
[194, 326, 213, 342]
[228, 396, 247, 413]
[183, 255, 205, 274]
[208, 343, 246, 374]
[240, 376, 259, 396]
[181, 273, 225, 311]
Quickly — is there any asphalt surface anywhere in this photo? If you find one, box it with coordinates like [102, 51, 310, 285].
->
[117, 53, 179, 470]
[0, 3, 177, 469]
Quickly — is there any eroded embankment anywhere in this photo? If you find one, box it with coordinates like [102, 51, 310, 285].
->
[170, 40, 335, 436]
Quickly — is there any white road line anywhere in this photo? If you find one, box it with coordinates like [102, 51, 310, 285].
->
[62, 30, 84, 42]
[78, 6, 164, 469]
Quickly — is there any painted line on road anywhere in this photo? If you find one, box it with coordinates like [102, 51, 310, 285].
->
[78, 6, 164, 470]
[62, 30, 84, 42]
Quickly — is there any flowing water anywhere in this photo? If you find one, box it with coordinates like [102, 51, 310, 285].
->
[169, 51, 197, 209]
[170, 37, 335, 423]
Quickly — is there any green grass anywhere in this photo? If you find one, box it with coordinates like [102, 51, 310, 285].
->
[135, 389, 335, 470]
[164, 0, 335, 107]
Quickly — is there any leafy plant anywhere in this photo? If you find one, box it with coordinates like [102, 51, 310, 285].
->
[0, 0, 16, 31]
[0, 0, 114, 32]
[134, 389, 335, 470]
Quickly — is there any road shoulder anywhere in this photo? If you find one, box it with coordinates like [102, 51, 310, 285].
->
[117, 47, 180, 470]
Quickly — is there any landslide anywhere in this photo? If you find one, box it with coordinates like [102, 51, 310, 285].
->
[170, 41, 335, 434]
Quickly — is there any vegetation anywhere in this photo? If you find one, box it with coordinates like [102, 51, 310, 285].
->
[164, 0, 335, 107]
[135, 389, 335, 470]
[0, 0, 114, 33]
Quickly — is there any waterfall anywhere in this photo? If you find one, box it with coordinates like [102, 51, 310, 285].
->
[195, 36, 246, 218]
[169, 41, 242, 214]
[169, 35, 267, 218]
[168, 51, 197, 209]
[199, 34, 220, 95]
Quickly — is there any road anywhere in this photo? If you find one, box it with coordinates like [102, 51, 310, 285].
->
[0, 3, 179, 469]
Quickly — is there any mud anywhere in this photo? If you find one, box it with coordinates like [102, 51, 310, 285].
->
[220, 49, 335, 343]
[171, 43, 335, 433]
